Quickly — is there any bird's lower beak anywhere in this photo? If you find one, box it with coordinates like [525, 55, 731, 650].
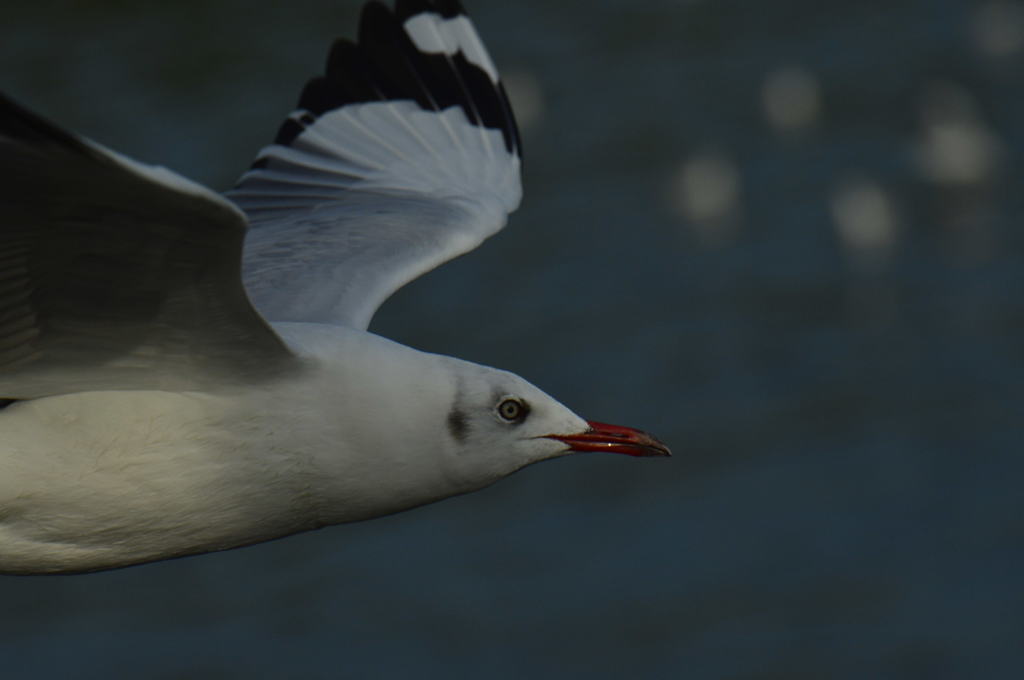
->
[544, 420, 671, 457]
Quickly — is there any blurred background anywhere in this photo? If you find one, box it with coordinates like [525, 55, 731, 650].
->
[2, 0, 1022, 677]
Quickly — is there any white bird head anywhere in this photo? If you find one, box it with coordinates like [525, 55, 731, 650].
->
[280, 325, 670, 523]
[433, 355, 672, 488]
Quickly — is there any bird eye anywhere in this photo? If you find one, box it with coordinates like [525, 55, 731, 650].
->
[497, 398, 528, 423]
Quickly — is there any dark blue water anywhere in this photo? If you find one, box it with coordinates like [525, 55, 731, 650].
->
[3, 1, 1022, 677]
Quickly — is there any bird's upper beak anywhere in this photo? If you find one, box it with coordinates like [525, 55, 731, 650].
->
[544, 420, 671, 457]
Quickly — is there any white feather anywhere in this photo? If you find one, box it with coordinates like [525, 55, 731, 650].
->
[403, 14, 500, 83]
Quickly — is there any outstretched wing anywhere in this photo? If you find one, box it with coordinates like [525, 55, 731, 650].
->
[0, 94, 295, 399]
[229, 0, 522, 330]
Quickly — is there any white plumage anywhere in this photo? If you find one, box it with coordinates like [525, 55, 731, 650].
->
[0, 0, 667, 574]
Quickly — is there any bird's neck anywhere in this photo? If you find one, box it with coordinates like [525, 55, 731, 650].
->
[255, 322, 476, 526]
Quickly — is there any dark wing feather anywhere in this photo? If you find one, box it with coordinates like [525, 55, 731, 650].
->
[0, 94, 296, 398]
[230, 0, 522, 330]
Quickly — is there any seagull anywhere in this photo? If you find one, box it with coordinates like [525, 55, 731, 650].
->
[0, 0, 669, 575]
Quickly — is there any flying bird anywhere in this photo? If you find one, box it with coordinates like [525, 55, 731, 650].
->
[0, 0, 669, 575]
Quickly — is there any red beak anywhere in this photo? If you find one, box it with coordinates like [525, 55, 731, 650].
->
[545, 420, 671, 458]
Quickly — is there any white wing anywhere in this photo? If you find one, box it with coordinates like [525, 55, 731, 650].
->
[0, 94, 296, 399]
[229, 0, 522, 330]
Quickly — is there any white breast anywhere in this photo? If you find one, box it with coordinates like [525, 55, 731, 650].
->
[0, 390, 318, 573]
[0, 325, 465, 574]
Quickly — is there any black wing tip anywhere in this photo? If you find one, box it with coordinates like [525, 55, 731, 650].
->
[360, 1, 396, 34]
[395, 0, 466, 21]
[497, 80, 523, 159]
[264, 0, 520, 157]
[433, 0, 467, 19]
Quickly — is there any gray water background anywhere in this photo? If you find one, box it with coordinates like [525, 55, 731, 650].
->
[2, 0, 1022, 677]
